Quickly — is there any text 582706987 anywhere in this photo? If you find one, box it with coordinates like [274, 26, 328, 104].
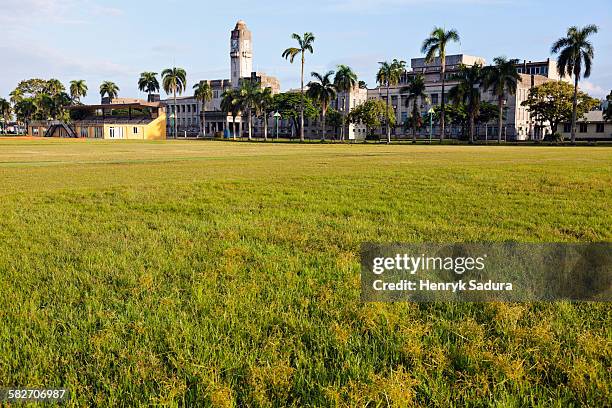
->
[0, 388, 69, 403]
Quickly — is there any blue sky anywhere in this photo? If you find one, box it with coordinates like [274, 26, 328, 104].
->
[1, 0, 610, 103]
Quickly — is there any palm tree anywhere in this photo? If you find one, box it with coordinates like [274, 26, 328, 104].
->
[193, 81, 213, 137]
[44, 79, 65, 96]
[551, 24, 599, 144]
[162, 67, 187, 139]
[376, 59, 406, 143]
[221, 88, 241, 139]
[308, 71, 337, 141]
[237, 81, 261, 141]
[99, 81, 120, 101]
[482, 57, 522, 144]
[14, 98, 36, 133]
[69, 80, 88, 104]
[400, 74, 430, 143]
[138, 72, 160, 101]
[0, 98, 11, 133]
[334, 65, 358, 141]
[421, 27, 460, 143]
[9, 89, 23, 105]
[449, 64, 484, 144]
[256, 87, 274, 141]
[282, 32, 315, 142]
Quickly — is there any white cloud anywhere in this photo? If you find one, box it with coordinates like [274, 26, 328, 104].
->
[580, 80, 608, 98]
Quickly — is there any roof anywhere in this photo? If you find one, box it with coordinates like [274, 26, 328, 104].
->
[578, 110, 605, 123]
[69, 101, 162, 110]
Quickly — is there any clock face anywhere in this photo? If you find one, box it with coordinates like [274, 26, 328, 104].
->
[231, 39, 239, 52]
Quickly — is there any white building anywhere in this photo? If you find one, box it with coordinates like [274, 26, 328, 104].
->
[366, 55, 558, 141]
[162, 20, 280, 138]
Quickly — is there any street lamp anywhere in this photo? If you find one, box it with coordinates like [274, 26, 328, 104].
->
[428, 107, 435, 144]
[273, 111, 281, 140]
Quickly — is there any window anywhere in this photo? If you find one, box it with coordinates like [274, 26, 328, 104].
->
[80, 128, 88, 138]
[133, 127, 138, 134]
[431, 93, 439, 105]
[563, 123, 572, 133]
[109, 126, 124, 139]
[596, 123, 604, 133]
[579, 123, 588, 133]
[187, 105, 191, 113]
[94, 127, 103, 138]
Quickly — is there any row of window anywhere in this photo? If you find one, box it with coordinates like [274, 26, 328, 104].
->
[563, 123, 606, 133]
[170, 104, 199, 114]
[517, 66, 549, 76]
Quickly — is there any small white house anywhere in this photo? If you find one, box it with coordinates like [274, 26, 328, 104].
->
[560, 111, 611, 141]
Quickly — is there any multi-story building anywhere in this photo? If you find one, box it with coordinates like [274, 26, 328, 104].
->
[366, 54, 558, 141]
[162, 20, 280, 138]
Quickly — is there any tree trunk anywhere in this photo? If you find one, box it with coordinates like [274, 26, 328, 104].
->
[321, 107, 327, 141]
[498, 95, 503, 144]
[232, 116, 236, 140]
[248, 109, 252, 141]
[300, 54, 305, 142]
[386, 85, 391, 144]
[570, 75, 579, 145]
[263, 114, 268, 141]
[440, 59, 446, 144]
[173, 89, 177, 139]
[202, 101, 206, 138]
[469, 111, 475, 144]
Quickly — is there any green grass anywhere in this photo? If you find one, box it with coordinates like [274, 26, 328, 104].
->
[0, 139, 610, 407]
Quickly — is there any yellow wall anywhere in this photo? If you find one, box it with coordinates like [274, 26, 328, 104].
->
[72, 110, 167, 140]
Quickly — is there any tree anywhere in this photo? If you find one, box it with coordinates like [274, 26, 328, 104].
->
[272, 92, 318, 139]
[69, 80, 88, 104]
[162, 67, 187, 138]
[0, 98, 11, 133]
[193, 81, 213, 137]
[255, 87, 274, 141]
[483, 57, 522, 143]
[347, 99, 395, 139]
[521, 81, 598, 138]
[11, 79, 48, 103]
[400, 74, 429, 143]
[421, 27, 460, 143]
[326, 108, 343, 140]
[358, 81, 368, 89]
[551, 24, 599, 144]
[14, 98, 36, 132]
[282, 32, 315, 142]
[44, 79, 65, 96]
[99, 81, 120, 101]
[449, 64, 484, 144]
[138, 72, 160, 101]
[604, 91, 612, 122]
[334, 65, 358, 141]
[221, 88, 242, 139]
[237, 81, 261, 141]
[376, 59, 406, 143]
[308, 71, 337, 141]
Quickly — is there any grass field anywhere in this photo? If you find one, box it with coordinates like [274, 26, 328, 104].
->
[0, 139, 610, 407]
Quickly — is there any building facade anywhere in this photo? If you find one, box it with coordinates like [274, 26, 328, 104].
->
[162, 20, 280, 138]
[28, 101, 167, 140]
[366, 54, 558, 141]
[559, 110, 612, 141]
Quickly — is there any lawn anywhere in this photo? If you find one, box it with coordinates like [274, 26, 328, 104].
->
[0, 139, 610, 407]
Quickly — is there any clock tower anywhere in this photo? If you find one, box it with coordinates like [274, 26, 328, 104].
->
[230, 20, 253, 89]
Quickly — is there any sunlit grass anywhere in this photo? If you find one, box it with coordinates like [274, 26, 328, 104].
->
[0, 139, 610, 406]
